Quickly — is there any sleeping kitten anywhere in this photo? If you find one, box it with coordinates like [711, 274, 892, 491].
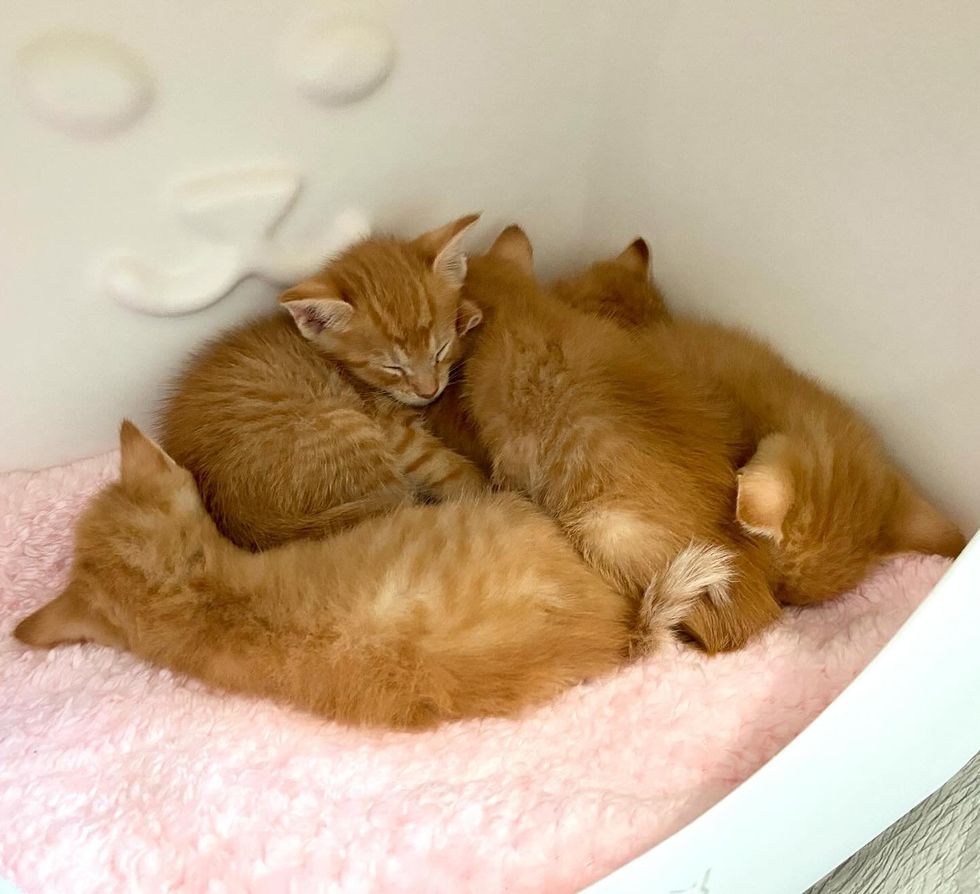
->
[551, 237, 672, 327]
[459, 226, 782, 653]
[553, 239, 966, 605]
[13, 422, 703, 730]
[425, 240, 674, 472]
[421, 239, 674, 473]
[159, 216, 488, 550]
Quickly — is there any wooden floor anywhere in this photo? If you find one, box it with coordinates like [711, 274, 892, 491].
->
[807, 751, 980, 894]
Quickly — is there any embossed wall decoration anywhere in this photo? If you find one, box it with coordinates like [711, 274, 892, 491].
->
[278, 15, 395, 106]
[15, 29, 154, 138]
[101, 165, 370, 316]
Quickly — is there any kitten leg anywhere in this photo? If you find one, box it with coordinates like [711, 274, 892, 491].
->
[388, 417, 488, 501]
[567, 505, 685, 597]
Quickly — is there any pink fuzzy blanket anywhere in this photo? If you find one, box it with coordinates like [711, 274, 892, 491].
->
[0, 453, 950, 894]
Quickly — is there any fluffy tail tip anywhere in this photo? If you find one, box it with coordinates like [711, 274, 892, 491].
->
[634, 542, 735, 656]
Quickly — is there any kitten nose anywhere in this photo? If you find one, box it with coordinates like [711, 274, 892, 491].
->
[412, 371, 440, 400]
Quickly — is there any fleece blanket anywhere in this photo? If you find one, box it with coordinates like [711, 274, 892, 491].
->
[0, 453, 950, 894]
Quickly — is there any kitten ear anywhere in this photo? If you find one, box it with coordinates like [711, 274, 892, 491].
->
[456, 298, 483, 336]
[14, 584, 123, 650]
[736, 433, 797, 543]
[616, 238, 651, 275]
[487, 225, 534, 275]
[883, 483, 966, 558]
[120, 420, 177, 489]
[279, 280, 353, 339]
[414, 213, 481, 289]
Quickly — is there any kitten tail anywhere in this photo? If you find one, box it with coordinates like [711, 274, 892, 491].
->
[258, 491, 410, 545]
[632, 542, 735, 657]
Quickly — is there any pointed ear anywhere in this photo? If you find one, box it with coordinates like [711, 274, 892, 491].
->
[487, 225, 534, 275]
[884, 483, 966, 558]
[120, 420, 176, 490]
[616, 238, 650, 275]
[14, 585, 124, 650]
[736, 433, 797, 543]
[456, 298, 483, 336]
[415, 213, 481, 289]
[279, 280, 353, 339]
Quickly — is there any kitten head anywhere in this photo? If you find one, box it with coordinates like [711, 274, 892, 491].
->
[736, 431, 966, 603]
[280, 214, 484, 407]
[14, 422, 210, 651]
[550, 237, 671, 327]
[461, 224, 538, 308]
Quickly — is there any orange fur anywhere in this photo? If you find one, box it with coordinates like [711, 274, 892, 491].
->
[420, 315, 495, 473]
[15, 423, 639, 730]
[158, 217, 488, 550]
[551, 238, 671, 327]
[421, 382, 494, 474]
[460, 227, 781, 654]
[553, 240, 967, 606]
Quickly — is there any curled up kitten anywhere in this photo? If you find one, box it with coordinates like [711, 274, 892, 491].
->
[158, 215, 488, 551]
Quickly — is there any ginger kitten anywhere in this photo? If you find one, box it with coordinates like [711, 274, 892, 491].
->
[14, 423, 698, 730]
[554, 239, 966, 605]
[551, 237, 672, 327]
[423, 240, 674, 474]
[159, 216, 487, 551]
[460, 226, 782, 653]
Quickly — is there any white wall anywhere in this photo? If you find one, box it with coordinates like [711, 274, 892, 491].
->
[0, 0, 605, 469]
[582, 0, 980, 531]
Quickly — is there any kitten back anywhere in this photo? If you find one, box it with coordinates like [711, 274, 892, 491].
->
[17, 423, 631, 730]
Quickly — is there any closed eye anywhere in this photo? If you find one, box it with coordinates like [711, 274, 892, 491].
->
[435, 341, 452, 362]
[381, 365, 405, 375]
